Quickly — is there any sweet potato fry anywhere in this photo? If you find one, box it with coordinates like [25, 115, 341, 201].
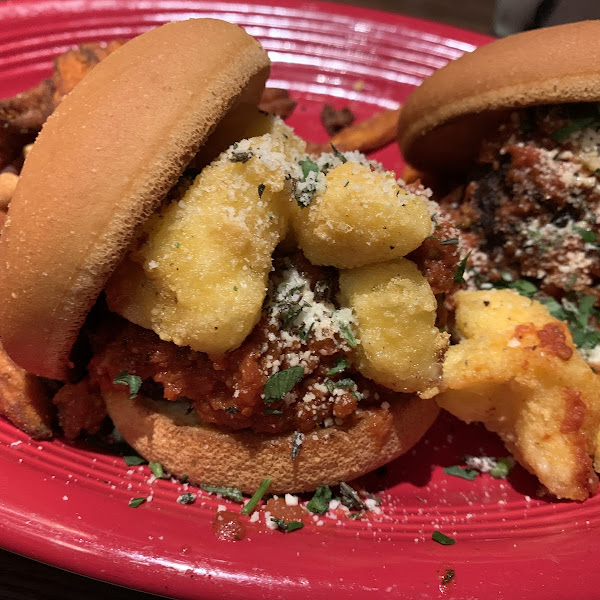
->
[306, 107, 401, 156]
[330, 107, 401, 153]
[0, 41, 126, 170]
[0, 341, 53, 439]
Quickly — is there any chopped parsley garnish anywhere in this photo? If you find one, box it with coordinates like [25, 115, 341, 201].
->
[230, 150, 253, 163]
[149, 461, 167, 479]
[199, 484, 244, 503]
[490, 457, 515, 479]
[443, 465, 479, 481]
[574, 225, 598, 244]
[337, 322, 358, 347]
[270, 517, 304, 533]
[177, 492, 197, 505]
[441, 569, 456, 585]
[241, 478, 272, 515]
[307, 485, 332, 514]
[333, 378, 355, 389]
[339, 482, 367, 511]
[453, 251, 471, 284]
[263, 366, 304, 404]
[431, 213, 440, 228]
[113, 371, 142, 399]
[299, 157, 319, 179]
[491, 272, 538, 298]
[173, 242, 180, 249]
[264, 408, 283, 415]
[295, 158, 321, 207]
[439, 238, 459, 245]
[330, 143, 347, 163]
[129, 497, 146, 508]
[539, 293, 600, 349]
[432, 530, 456, 545]
[326, 357, 349, 375]
[233, 285, 238, 291]
[291, 431, 304, 461]
[124, 455, 147, 466]
[551, 116, 598, 142]
[258, 183, 266, 198]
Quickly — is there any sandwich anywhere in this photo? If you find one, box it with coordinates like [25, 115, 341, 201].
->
[397, 20, 600, 500]
[0, 18, 450, 494]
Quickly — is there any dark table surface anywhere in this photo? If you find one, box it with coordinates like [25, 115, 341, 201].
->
[0, 1, 494, 598]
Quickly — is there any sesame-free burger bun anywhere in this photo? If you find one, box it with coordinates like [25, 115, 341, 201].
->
[0, 19, 269, 380]
[102, 385, 440, 494]
[397, 20, 600, 173]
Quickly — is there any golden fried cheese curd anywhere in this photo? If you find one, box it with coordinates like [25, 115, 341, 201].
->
[291, 159, 432, 269]
[338, 258, 448, 394]
[106, 117, 306, 354]
[437, 289, 600, 501]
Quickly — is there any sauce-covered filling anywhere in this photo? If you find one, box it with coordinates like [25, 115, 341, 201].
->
[440, 103, 600, 362]
[443, 104, 600, 298]
[91, 252, 401, 435]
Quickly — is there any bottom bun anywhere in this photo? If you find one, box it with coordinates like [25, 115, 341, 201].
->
[103, 387, 439, 494]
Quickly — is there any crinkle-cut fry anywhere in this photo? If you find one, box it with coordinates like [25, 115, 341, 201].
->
[438, 289, 600, 501]
[0, 340, 53, 439]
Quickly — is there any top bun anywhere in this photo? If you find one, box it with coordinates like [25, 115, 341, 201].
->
[0, 19, 270, 380]
[397, 20, 600, 173]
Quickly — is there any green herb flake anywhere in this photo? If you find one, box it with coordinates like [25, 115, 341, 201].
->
[199, 484, 244, 504]
[330, 143, 347, 163]
[124, 455, 147, 466]
[225, 406, 240, 414]
[149, 461, 167, 479]
[439, 238, 459, 245]
[326, 357, 349, 376]
[307, 485, 333, 514]
[264, 407, 283, 415]
[263, 366, 304, 404]
[338, 323, 357, 347]
[129, 497, 146, 508]
[176, 492, 197, 505]
[453, 251, 472, 284]
[334, 378, 355, 389]
[230, 150, 253, 163]
[270, 517, 305, 533]
[339, 481, 367, 511]
[443, 465, 479, 481]
[173, 242, 181, 249]
[432, 530, 456, 545]
[291, 431, 304, 461]
[574, 226, 598, 244]
[551, 116, 598, 142]
[241, 477, 272, 515]
[299, 157, 319, 179]
[490, 456, 516, 479]
[441, 569, 456, 585]
[258, 183, 266, 198]
[431, 213, 440, 228]
[233, 285, 238, 291]
[113, 371, 142, 399]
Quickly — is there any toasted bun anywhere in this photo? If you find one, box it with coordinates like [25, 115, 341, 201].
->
[397, 20, 600, 173]
[0, 19, 269, 380]
[103, 386, 439, 494]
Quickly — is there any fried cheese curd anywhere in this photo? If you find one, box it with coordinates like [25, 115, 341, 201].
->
[84, 115, 449, 437]
[437, 289, 600, 500]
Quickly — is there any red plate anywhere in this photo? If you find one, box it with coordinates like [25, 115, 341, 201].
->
[0, 1, 596, 598]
